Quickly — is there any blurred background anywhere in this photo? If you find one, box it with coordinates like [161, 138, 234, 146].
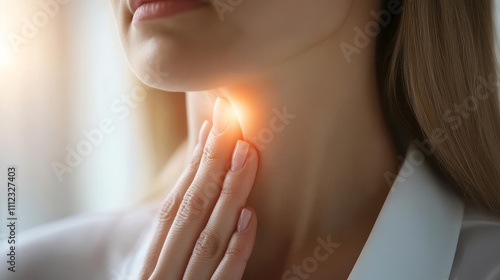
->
[1, 0, 500, 236]
[0, 0, 186, 235]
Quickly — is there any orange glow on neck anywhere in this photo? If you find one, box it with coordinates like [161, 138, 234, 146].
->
[231, 102, 246, 126]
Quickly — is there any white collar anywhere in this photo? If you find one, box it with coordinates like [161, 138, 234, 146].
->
[348, 143, 465, 280]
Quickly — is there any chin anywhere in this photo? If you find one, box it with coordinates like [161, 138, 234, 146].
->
[126, 42, 253, 92]
[126, 51, 205, 92]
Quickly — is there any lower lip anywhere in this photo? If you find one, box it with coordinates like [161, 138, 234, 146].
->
[133, 0, 209, 22]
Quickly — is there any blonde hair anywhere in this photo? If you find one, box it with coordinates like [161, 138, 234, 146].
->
[140, 0, 500, 215]
[380, 0, 500, 214]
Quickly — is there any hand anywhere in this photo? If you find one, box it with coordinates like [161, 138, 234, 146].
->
[139, 97, 259, 280]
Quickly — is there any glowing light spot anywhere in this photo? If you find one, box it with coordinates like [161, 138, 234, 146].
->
[232, 103, 244, 123]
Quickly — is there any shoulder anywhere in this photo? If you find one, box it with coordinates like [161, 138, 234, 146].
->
[0, 199, 161, 280]
[450, 205, 500, 279]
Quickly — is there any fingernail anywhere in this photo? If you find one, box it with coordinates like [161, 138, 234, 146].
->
[231, 140, 249, 171]
[237, 208, 251, 233]
[212, 97, 231, 135]
[198, 120, 211, 147]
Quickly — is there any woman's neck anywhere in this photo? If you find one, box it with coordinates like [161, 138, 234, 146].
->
[183, 10, 399, 279]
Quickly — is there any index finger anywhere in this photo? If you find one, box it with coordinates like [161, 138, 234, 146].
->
[151, 97, 244, 279]
[139, 120, 212, 279]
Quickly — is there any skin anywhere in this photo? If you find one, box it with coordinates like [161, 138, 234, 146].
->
[111, 0, 400, 279]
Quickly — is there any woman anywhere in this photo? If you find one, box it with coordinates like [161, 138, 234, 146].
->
[3, 0, 500, 279]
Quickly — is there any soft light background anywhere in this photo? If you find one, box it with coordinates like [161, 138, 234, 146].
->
[0, 0, 182, 235]
[0, 0, 499, 236]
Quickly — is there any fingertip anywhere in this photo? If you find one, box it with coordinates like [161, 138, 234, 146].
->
[236, 207, 257, 234]
[212, 97, 242, 137]
[198, 120, 212, 147]
[245, 144, 259, 165]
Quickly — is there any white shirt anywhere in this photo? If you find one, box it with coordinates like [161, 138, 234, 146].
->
[2, 144, 500, 280]
[349, 144, 500, 280]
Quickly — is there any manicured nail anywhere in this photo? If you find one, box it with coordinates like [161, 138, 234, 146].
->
[231, 140, 249, 171]
[198, 120, 211, 147]
[237, 208, 251, 233]
[212, 97, 231, 135]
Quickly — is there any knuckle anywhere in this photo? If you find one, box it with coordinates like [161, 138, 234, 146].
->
[225, 246, 243, 257]
[156, 194, 178, 224]
[206, 170, 227, 188]
[225, 245, 247, 263]
[175, 190, 205, 226]
[187, 156, 201, 172]
[193, 180, 220, 201]
[190, 172, 226, 202]
[201, 144, 220, 166]
[219, 181, 240, 204]
[193, 230, 221, 259]
[187, 145, 203, 171]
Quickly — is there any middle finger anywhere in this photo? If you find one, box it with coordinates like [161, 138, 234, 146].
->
[151, 97, 242, 279]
